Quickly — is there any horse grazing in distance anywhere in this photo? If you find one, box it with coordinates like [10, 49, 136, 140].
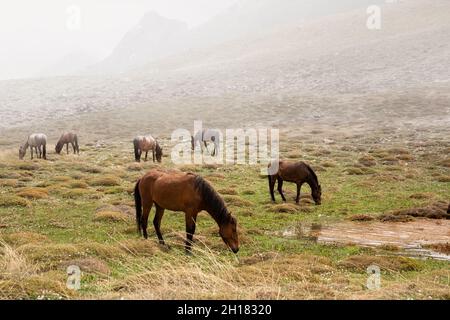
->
[268, 160, 322, 205]
[19, 134, 47, 160]
[192, 129, 220, 156]
[133, 135, 163, 163]
[55, 132, 79, 155]
[134, 169, 239, 253]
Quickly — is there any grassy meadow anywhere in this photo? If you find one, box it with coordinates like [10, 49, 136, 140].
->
[0, 129, 449, 300]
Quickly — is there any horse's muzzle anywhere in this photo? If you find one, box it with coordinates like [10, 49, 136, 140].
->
[231, 247, 239, 254]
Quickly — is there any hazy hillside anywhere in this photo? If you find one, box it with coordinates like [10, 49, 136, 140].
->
[91, 0, 385, 75]
[0, 0, 449, 142]
[90, 12, 188, 74]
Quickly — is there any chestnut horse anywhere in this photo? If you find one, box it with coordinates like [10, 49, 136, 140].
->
[55, 132, 79, 155]
[133, 135, 162, 163]
[19, 133, 47, 160]
[134, 169, 239, 253]
[268, 160, 322, 205]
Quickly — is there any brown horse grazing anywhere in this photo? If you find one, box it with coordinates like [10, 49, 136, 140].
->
[133, 135, 162, 163]
[134, 169, 239, 253]
[268, 160, 322, 205]
[55, 133, 79, 155]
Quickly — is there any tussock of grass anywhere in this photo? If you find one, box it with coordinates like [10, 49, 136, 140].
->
[88, 175, 121, 187]
[218, 188, 238, 195]
[0, 179, 18, 187]
[60, 188, 90, 199]
[60, 258, 110, 276]
[436, 175, 450, 183]
[358, 155, 377, 167]
[15, 163, 39, 171]
[339, 255, 422, 273]
[348, 214, 375, 222]
[1, 232, 50, 246]
[118, 239, 158, 257]
[0, 195, 30, 207]
[16, 187, 49, 199]
[52, 176, 72, 182]
[67, 181, 89, 189]
[223, 195, 253, 207]
[94, 211, 128, 222]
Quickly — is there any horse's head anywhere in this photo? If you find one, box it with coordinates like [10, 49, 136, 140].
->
[219, 214, 239, 253]
[55, 141, 63, 154]
[155, 143, 163, 163]
[18, 146, 26, 160]
[312, 184, 322, 205]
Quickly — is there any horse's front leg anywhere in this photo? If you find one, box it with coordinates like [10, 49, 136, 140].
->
[144, 151, 148, 162]
[296, 183, 303, 204]
[66, 143, 69, 155]
[71, 142, 76, 154]
[30, 147, 33, 160]
[185, 213, 197, 254]
[38, 146, 42, 158]
[277, 177, 287, 202]
[269, 175, 276, 202]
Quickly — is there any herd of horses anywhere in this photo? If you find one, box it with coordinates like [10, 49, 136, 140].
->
[17, 131, 323, 254]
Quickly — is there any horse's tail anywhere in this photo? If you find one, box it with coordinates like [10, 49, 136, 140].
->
[134, 179, 142, 235]
[133, 138, 140, 162]
[74, 134, 79, 154]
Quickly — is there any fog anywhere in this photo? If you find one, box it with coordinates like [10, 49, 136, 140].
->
[0, 0, 385, 80]
[0, 0, 237, 80]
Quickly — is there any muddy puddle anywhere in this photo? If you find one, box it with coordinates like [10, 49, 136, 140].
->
[282, 219, 450, 261]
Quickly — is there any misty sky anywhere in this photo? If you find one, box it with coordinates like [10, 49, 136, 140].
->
[0, 0, 237, 80]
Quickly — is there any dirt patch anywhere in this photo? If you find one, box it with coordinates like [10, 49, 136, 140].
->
[60, 258, 110, 276]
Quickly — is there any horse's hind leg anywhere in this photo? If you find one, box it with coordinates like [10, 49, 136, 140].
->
[66, 143, 69, 155]
[141, 200, 153, 239]
[185, 212, 198, 254]
[153, 204, 165, 245]
[277, 177, 286, 202]
[71, 142, 76, 154]
[30, 147, 34, 160]
[43, 144, 47, 160]
[144, 151, 148, 162]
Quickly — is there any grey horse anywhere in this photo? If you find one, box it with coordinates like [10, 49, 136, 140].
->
[191, 129, 220, 156]
[19, 133, 47, 160]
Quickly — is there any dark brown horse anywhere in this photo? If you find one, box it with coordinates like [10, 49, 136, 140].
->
[268, 160, 322, 205]
[134, 169, 239, 253]
[133, 135, 162, 163]
[55, 133, 79, 155]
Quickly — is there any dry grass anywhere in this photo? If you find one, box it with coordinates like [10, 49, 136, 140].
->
[0, 179, 18, 187]
[93, 211, 129, 222]
[0, 195, 30, 207]
[339, 255, 422, 273]
[88, 175, 121, 187]
[16, 188, 49, 200]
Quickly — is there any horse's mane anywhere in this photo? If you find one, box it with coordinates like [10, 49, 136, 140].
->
[193, 175, 229, 223]
[303, 162, 319, 187]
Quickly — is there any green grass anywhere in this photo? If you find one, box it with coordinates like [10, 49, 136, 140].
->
[0, 135, 449, 300]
